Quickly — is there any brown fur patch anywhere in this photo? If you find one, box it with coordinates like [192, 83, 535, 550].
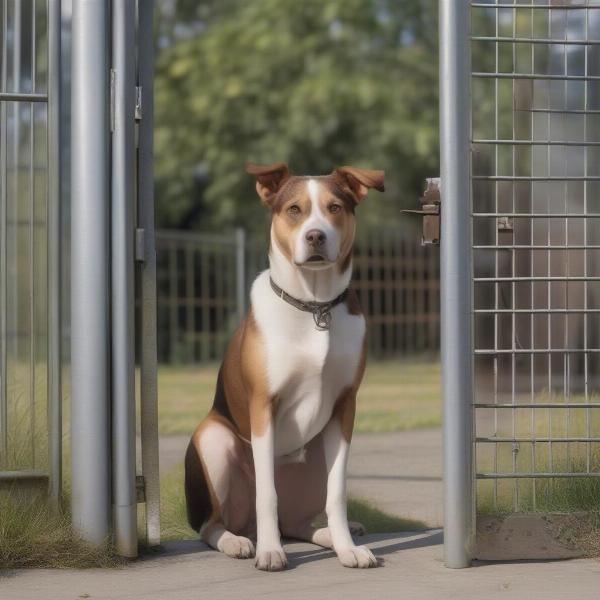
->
[213, 308, 275, 440]
[345, 288, 363, 316]
[185, 412, 232, 531]
[270, 176, 358, 270]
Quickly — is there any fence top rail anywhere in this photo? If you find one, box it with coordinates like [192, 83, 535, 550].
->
[156, 229, 239, 247]
[0, 92, 48, 103]
[471, 3, 600, 9]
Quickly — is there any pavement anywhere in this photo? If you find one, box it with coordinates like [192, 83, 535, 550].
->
[3, 429, 600, 599]
[3, 531, 600, 600]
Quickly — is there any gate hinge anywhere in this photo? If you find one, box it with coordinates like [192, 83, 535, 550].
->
[401, 177, 441, 245]
[135, 86, 142, 121]
[136, 475, 146, 503]
[135, 228, 145, 263]
[110, 69, 116, 133]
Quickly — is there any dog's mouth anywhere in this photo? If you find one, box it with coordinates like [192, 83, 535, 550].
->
[306, 254, 325, 263]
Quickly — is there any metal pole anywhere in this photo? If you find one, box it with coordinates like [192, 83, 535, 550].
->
[235, 227, 246, 324]
[47, 0, 62, 511]
[439, 0, 474, 569]
[111, 0, 137, 557]
[0, 0, 8, 460]
[71, 0, 110, 546]
[138, 0, 161, 547]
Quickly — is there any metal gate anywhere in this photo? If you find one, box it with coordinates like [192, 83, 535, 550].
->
[0, 0, 61, 507]
[441, 1, 600, 568]
[1, 0, 160, 558]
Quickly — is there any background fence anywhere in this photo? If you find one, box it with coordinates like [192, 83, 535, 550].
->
[155, 227, 440, 363]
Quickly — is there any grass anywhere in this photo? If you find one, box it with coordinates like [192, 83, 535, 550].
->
[157, 357, 441, 436]
[475, 394, 600, 557]
[2, 358, 434, 569]
[0, 384, 120, 570]
[0, 492, 121, 569]
[158, 463, 426, 544]
[476, 390, 600, 515]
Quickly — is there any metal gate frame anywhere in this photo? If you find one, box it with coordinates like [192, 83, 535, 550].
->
[440, 0, 474, 570]
[71, 0, 160, 557]
[441, 0, 600, 568]
[0, 0, 62, 509]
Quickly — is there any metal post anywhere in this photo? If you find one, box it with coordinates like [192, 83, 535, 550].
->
[235, 227, 246, 324]
[0, 0, 8, 460]
[47, 0, 62, 511]
[439, 0, 474, 569]
[138, 0, 161, 547]
[111, 0, 137, 557]
[71, 0, 110, 545]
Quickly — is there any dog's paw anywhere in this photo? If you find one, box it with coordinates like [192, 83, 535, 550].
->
[255, 546, 288, 572]
[337, 545, 378, 569]
[219, 535, 255, 559]
[348, 521, 366, 536]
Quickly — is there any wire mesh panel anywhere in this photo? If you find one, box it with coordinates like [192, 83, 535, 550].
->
[471, 1, 600, 517]
[0, 0, 60, 501]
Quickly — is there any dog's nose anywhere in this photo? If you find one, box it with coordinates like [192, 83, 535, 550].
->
[305, 229, 326, 247]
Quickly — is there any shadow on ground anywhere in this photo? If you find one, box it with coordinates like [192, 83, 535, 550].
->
[141, 529, 444, 570]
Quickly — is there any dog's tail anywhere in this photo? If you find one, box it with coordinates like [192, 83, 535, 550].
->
[184, 440, 212, 533]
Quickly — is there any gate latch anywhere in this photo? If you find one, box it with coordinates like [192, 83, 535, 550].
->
[401, 178, 441, 245]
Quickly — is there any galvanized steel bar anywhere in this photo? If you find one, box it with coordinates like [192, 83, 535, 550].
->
[0, 92, 47, 101]
[478, 473, 600, 479]
[471, 2, 600, 8]
[0, 0, 8, 459]
[235, 227, 246, 325]
[138, 0, 161, 547]
[111, 0, 138, 558]
[47, 0, 62, 510]
[71, 0, 110, 546]
[471, 36, 600, 46]
[439, 0, 473, 569]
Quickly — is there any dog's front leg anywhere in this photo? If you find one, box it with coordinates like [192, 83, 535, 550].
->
[251, 403, 287, 571]
[323, 393, 378, 569]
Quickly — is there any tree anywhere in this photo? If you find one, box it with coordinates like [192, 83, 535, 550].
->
[154, 0, 438, 233]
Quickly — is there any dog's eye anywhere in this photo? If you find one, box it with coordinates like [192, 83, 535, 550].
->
[287, 204, 301, 216]
[328, 203, 342, 214]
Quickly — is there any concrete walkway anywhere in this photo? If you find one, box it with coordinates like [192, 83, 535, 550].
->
[159, 428, 443, 527]
[3, 531, 600, 600]
[4, 429, 600, 599]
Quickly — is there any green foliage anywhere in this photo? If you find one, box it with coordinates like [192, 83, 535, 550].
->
[155, 0, 438, 231]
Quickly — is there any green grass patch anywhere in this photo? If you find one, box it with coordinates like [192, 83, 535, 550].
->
[157, 357, 441, 436]
[346, 498, 426, 533]
[159, 464, 426, 542]
[0, 492, 121, 569]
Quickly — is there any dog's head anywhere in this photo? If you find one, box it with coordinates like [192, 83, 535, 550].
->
[246, 162, 384, 271]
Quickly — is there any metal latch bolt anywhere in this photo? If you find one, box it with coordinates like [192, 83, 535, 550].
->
[401, 177, 441, 245]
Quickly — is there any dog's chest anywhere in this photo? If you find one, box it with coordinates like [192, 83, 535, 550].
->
[251, 272, 365, 458]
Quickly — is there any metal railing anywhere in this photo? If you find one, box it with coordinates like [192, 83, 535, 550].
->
[155, 227, 440, 363]
[0, 0, 61, 508]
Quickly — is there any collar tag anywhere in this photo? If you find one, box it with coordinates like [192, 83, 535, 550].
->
[313, 306, 332, 331]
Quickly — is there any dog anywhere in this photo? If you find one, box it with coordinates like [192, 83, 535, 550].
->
[185, 162, 385, 571]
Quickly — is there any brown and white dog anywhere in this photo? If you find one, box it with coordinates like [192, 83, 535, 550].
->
[185, 162, 384, 571]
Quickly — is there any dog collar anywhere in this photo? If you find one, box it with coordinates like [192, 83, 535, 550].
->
[269, 277, 348, 331]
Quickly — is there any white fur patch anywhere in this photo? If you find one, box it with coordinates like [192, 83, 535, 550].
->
[293, 179, 341, 264]
[250, 270, 365, 459]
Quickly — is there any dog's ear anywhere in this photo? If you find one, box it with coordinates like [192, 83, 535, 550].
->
[333, 166, 385, 204]
[246, 162, 291, 206]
